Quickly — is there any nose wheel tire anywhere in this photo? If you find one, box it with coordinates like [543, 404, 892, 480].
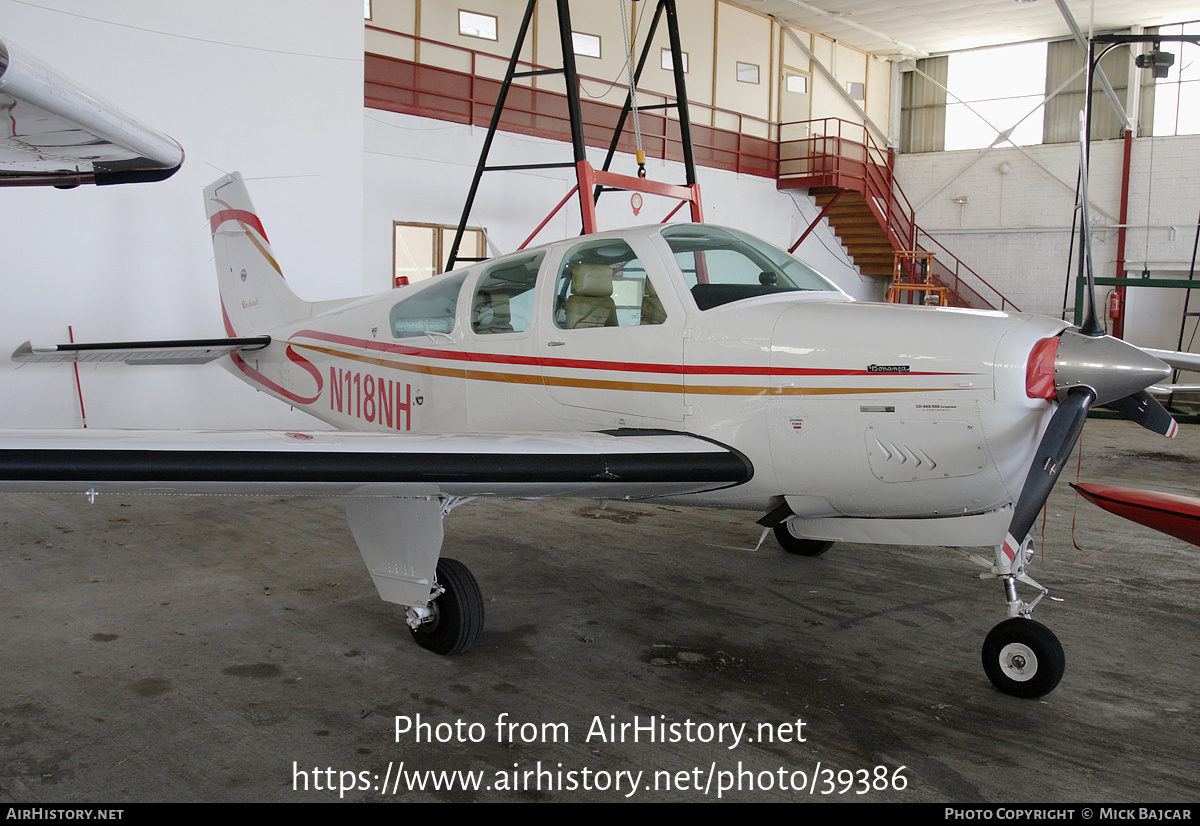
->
[982, 618, 1065, 698]
[409, 557, 484, 655]
[773, 523, 834, 556]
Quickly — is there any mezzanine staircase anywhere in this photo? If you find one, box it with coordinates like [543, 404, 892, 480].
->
[778, 118, 1017, 311]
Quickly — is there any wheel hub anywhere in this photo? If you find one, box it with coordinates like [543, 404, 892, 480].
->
[998, 642, 1038, 682]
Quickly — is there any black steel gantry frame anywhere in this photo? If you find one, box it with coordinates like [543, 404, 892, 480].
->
[445, 0, 702, 271]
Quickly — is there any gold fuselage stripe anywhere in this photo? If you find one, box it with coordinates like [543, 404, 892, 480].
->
[291, 342, 962, 398]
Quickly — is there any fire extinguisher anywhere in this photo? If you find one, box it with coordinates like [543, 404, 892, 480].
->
[1107, 290, 1121, 319]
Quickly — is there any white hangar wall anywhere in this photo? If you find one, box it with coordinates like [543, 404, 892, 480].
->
[897, 133, 1200, 352]
[362, 108, 878, 302]
[0, 0, 364, 430]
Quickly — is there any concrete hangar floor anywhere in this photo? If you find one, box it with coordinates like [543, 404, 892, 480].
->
[0, 418, 1197, 804]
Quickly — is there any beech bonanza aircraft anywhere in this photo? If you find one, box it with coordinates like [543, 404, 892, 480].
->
[3, 171, 1181, 700]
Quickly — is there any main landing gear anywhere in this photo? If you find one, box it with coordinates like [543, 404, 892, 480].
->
[406, 557, 485, 655]
[345, 496, 486, 657]
[772, 520, 834, 557]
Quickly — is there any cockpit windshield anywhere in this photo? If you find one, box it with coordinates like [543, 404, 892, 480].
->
[660, 225, 841, 310]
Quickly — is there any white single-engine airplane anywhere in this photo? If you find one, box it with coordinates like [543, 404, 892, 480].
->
[3, 171, 1180, 700]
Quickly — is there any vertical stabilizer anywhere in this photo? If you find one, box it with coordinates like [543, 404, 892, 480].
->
[205, 172, 311, 335]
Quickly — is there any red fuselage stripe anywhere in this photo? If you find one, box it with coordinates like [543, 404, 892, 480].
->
[289, 329, 976, 379]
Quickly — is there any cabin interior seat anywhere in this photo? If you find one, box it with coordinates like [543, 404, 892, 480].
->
[566, 264, 617, 329]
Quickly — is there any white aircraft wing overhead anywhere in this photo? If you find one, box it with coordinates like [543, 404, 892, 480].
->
[12, 336, 271, 366]
[1141, 347, 1200, 395]
[0, 36, 183, 187]
[1143, 347, 1200, 373]
[0, 428, 752, 499]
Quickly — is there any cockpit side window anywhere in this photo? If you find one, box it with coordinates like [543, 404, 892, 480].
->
[553, 238, 666, 330]
[661, 225, 839, 310]
[471, 252, 543, 335]
[389, 270, 470, 338]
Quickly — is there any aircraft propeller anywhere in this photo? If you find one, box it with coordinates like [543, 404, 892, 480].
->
[982, 111, 1175, 698]
[1004, 110, 1177, 560]
[1005, 330, 1172, 563]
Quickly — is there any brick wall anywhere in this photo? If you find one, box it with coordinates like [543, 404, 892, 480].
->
[896, 134, 1200, 348]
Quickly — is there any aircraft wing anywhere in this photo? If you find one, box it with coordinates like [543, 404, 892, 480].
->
[0, 36, 183, 187]
[1140, 348, 1200, 396]
[1148, 383, 1200, 397]
[1143, 347, 1200, 374]
[0, 428, 752, 499]
[12, 336, 271, 365]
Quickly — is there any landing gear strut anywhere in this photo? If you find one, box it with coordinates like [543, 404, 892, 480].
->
[406, 557, 484, 655]
[973, 536, 1065, 698]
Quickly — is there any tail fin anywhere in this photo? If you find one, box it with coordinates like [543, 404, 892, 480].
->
[205, 172, 311, 336]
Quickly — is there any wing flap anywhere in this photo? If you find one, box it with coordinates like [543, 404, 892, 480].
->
[0, 428, 752, 499]
[12, 336, 271, 365]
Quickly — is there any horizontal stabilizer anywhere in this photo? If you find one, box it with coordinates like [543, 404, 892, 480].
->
[0, 428, 753, 499]
[12, 336, 271, 365]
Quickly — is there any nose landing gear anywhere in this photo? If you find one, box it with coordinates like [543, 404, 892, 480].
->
[982, 617, 1065, 699]
[972, 537, 1066, 698]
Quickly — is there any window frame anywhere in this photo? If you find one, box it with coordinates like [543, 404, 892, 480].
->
[469, 252, 545, 337]
[458, 10, 498, 42]
[571, 31, 602, 59]
[393, 221, 487, 288]
[661, 47, 688, 73]
[736, 61, 761, 85]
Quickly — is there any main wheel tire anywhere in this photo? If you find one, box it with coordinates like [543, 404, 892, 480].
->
[409, 557, 484, 655]
[982, 618, 1065, 699]
[773, 522, 834, 557]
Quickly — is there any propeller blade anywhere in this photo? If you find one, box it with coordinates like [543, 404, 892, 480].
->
[1107, 389, 1179, 437]
[1003, 388, 1095, 560]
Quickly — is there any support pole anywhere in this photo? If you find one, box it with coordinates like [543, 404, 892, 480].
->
[1112, 128, 1133, 339]
[445, 0, 540, 271]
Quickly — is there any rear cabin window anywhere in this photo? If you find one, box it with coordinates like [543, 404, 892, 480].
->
[471, 252, 543, 335]
[660, 225, 839, 310]
[553, 238, 666, 329]
[389, 270, 469, 338]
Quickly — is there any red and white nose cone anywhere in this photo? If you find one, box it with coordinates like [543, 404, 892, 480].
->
[1028, 330, 1171, 405]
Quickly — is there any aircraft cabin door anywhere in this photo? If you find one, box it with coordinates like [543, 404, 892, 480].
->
[539, 236, 685, 424]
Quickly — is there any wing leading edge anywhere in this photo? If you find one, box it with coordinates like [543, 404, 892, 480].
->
[0, 36, 183, 187]
[0, 428, 753, 499]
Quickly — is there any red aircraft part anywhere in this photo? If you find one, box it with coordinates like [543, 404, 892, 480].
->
[1071, 482, 1200, 547]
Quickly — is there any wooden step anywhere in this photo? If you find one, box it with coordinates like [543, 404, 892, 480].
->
[794, 180, 1003, 308]
[824, 214, 881, 228]
[857, 265, 894, 277]
[834, 227, 890, 242]
[807, 186, 906, 280]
